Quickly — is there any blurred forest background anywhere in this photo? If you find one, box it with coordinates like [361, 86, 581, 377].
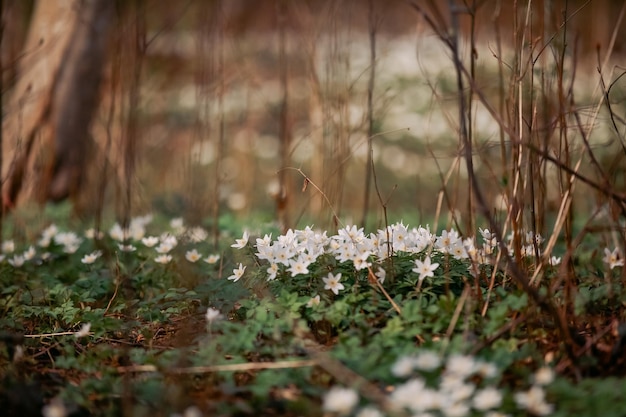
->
[2, 0, 626, 235]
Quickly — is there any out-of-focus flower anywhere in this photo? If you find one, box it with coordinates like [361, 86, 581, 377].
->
[445, 354, 476, 379]
[472, 387, 503, 411]
[548, 256, 561, 266]
[266, 263, 279, 281]
[474, 360, 499, 378]
[413, 350, 442, 371]
[204, 254, 220, 264]
[84, 228, 104, 239]
[533, 367, 555, 385]
[231, 231, 250, 249]
[187, 227, 208, 243]
[141, 236, 159, 247]
[117, 244, 136, 252]
[41, 224, 58, 240]
[81, 250, 102, 264]
[185, 249, 202, 263]
[205, 307, 222, 322]
[374, 267, 386, 284]
[514, 385, 553, 416]
[355, 407, 383, 417]
[307, 295, 321, 308]
[156, 242, 174, 254]
[23, 246, 36, 261]
[170, 217, 185, 234]
[109, 223, 126, 242]
[323, 386, 359, 415]
[2, 240, 15, 253]
[8, 255, 25, 267]
[155, 254, 172, 264]
[74, 323, 91, 338]
[55, 232, 83, 251]
[391, 356, 416, 377]
[603, 247, 624, 270]
[42, 397, 67, 417]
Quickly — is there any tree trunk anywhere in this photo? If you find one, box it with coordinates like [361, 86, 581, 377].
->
[2, 0, 113, 210]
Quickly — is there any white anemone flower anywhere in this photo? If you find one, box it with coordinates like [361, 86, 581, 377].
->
[412, 255, 440, 281]
[323, 272, 345, 295]
[231, 231, 250, 249]
[227, 263, 246, 282]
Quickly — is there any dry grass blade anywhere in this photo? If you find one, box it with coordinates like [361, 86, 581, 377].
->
[367, 266, 402, 315]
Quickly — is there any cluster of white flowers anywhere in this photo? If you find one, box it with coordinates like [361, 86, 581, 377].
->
[233, 223, 441, 288]
[229, 222, 600, 296]
[325, 352, 555, 417]
[0, 215, 223, 268]
[251, 226, 328, 281]
[118, 217, 220, 265]
[2, 223, 81, 266]
[1, 218, 621, 282]
[389, 352, 503, 416]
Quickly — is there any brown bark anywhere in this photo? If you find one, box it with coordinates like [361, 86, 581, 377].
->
[2, 0, 113, 210]
[46, 0, 113, 202]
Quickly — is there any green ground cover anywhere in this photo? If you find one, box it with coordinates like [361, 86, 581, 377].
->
[1, 213, 625, 417]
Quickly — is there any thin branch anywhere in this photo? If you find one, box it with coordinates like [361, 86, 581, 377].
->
[280, 167, 342, 228]
[414, 0, 584, 366]
[360, 0, 378, 228]
[367, 266, 401, 315]
[117, 359, 316, 374]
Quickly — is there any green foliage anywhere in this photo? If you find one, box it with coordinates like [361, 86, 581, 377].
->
[548, 377, 626, 417]
[0, 217, 625, 417]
